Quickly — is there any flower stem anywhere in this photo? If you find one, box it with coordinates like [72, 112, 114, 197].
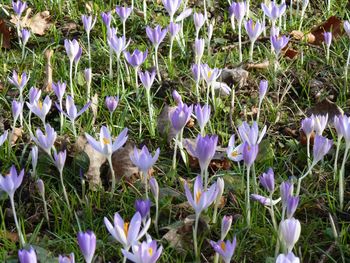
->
[72, 120, 77, 138]
[246, 165, 251, 227]
[193, 213, 200, 262]
[339, 147, 349, 210]
[87, 33, 91, 68]
[107, 155, 116, 194]
[296, 164, 315, 196]
[146, 88, 155, 137]
[249, 41, 254, 62]
[59, 170, 71, 211]
[172, 134, 179, 170]
[109, 47, 113, 80]
[169, 37, 174, 64]
[154, 198, 159, 235]
[69, 60, 74, 98]
[155, 46, 161, 81]
[41, 192, 50, 228]
[59, 101, 64, 134]
[238, 23, 242, 63]
[10, 195, 25, 247]
[333, 138, 341, 180]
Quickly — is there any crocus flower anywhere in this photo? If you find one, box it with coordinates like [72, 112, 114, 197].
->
[172, 90, 183, 105]
[77, 231, 96, 263]
[226, 135, 244, 162]
[58, 253, 75, 263]
[150, 177, 159, 200]
[259, 80, 268, 104]
[170, 103, 193, 134]
[52, 81, 66, 103]
[28, 86, 41, 104]
[185, 134, 218, 173]
[261, 1, 286, 24]
[31, 124, 57, 156]
[175, 8, 193, 23]
[194, 104, 211, 134]
[101, 12, 112, 28]
[286, 196, 299, 219]
[221, 215, 233, 240]
[115, 6, 132, 22]
[18, 246, 37, 263]
[36, 179, 44, 195]
[312, 135, 332, 165]
[82, 15, 96, 34]
[104, 212, 151, 249]
[0, 130, 8, 147]
[55, 95, 91, 122]
[184, 175, 217, 215]
[124, 49, 148, 68]
[323, 32, 332, 47]
[301, 117, 314, 137]
[130, 146, 160, 173]
[74, 46, 83, 65]
[242, 142, 259, 167]
[122, 237, 162, 263]
[271, 35, 289, 56]
[229, 1, 246, 23]
[31, 146, 38, 173]
[245, 19, 264, 43]
[280, 181, 294, 208]
[8, 70, 29, 92]
[53, 150, 66, 174]
[12, 100, 23, 126]
[64, 39, 81, 63]
[193, 13, 205, 35]
[194, 38, 205, 62]
[26, 95, 51, 125]
[162, 0, 182, 21]
[146, 25, 167, 47]
[238, 121, 266, 146]
[168, 22, 181, 37]
[0, 165, 24, 199]
[259, 168, 275, 193]
[85, 126, 128, 158]
[200, 64, 221, 86]
[135, 199, 151, 220]
[84, 68, 91, 86]
[251, 194, 281, 206]
[12, 0, 27, 16]
[210, 238, 237, 263]
[105, 96, 119, 113]
[191, 64, 201, 82]
[21, 29, 30, 46]
[311, 114, 328, 135]
[276, 252, 300, 263]
[139, 70, 156, 91]
[344, 21, 350, 38]
[279, 218, 301, 253]
[108, 35, 129, 58]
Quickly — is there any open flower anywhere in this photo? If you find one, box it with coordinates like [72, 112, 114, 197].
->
[130, 145, 160, 173]
[8, 70, 29, 93]
[194, 104, 211, 134]
[238, 121, 266, 146]
[55, 95, 91, 122]
[261, 1, 286, 23]
[210, 238, 237, 263]
[31, 124, 57, 156]
[146, 25, 167, 47]
[26, 95, 52, 125]
[271, 35, 289, 56]
[124, 49, 148, 68]
[226, 135, 243, 162]
[108, 35, 129, 58]
[115, 6, 132, 22]
[0, 130, 8, 147]
[139, 70, 156, 91]
[245, 19, 264, 43]
[311, 114, 328, 135]
[162, 0, 182, 20]
[170, 103, 193, 133]
[0, 165, 24, 199]
[122, 237, 162, 263]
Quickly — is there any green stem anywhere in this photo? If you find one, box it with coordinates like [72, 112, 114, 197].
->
[339, 147, 349, 210]
[108, 155, 116, 194]
[69, 60, 74, 98]
[296, 164, 315, 196]
[87, 33, 91, 68]
[41, 193, 50, 228]
[154, 199, 159, 236]
[193, 213, 200, 262]
[59, 170, 71, 211]
[10, 195, 25, 247]
[155, 46, 161, 81]
[172, 134, 179, 170]
[246, 165, 251, 226]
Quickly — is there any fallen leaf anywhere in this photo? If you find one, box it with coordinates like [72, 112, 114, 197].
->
[0, 19, 11, 49]
[308, 16, 343, 45]
[245, 60, 270, 70]
[157, 105, 177, 143]
[11, 127, 22, 145]
[284, 48, 299, 59]
[290, 30, 305, 40]
[0, 230, 19, 242]
[306, 98, 343, 122]
[11, 8, 52, 35]
[220, 68, 249, 88]
[43, 49, 53, 92]
[90, 93, 98, 126]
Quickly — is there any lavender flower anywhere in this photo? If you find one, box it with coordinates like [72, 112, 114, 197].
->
[226, 135, 244, 162]
[229, 2, 246, 23]
[194, 38, 205, 63]
[139, 70, 156, 91]
[64, 39, 81, 63]
[101, 12, 112, 28]
[170, 103, 193, 134]
[18, 246, 37, 263]
[12, 100, 23, 127]
[52, 81, 66, 102]
[238, 121, 266, 146]
[130, 146, 160, 174]
[0, 130, 8, 147]
[105, 96, 119, 113]
[28, 86, 41, 104]
[200, 64, 221, 86]
[53, 150, 67, 174]
[26, 95, 51, 125]
[259, 168, 275, 193]
[194, 104, 211, 135]
[135, 199, 151, 220]
[109, 35, 129, 58]
[286, 196, 299, 219]
[279, 218, 301, 253]
[77, 231, 96, 263]
[193, 13, 205, 38]
[122, 237, 162, 263]
[31, 146, 38, 173]
[311, 114, 328, 135]
[82, 15, 96, 34]
[261, 1, 286, 24]
[58, 253, 75, 263]
[251, 194, 281, 206]
[280, 181, 294, 208]
[162, 0, 182, 21]
[344, 21, 350, 38]
[21, 29, 30, 46]
[8, 70, 29, 93]
[312, 135, 332, 165]
[146, 25, 167, 47]
[31, 124, 57, 156]
[245, 19, 264, 61]
[55, 95, 91, 123]
[301, 117, 314, 137]
[242, 142, 259, 167]
[259, 80, 268, 103]
[0, 165, 24, 199]
[168, 22, 181, 37]
[323, 32, 332, 47]
[276, 252, 300, 263]
[115, 6, 132, 22]
[271, 35, 289, 57]
[124, 49, 148, 68]
[12, 0, 27, 16]
[221, 215, 233, 240]
[210, 238, 237, 263]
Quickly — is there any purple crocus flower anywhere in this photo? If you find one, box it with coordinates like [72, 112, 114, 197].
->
[52, 81, 67, 102]
[194, 104, 211, 134]
[64, 39, 81, 63]
[31, 146, 38, 172]
[26, 95, 52, 125]
[172, 90, 183, 105]
[184, 176, 217, 215]
[29, 86, 41, 104]
[31, 124, 57, 156]
[18, 246, 37, 263]
[55, 95, 91, 122]
[251, 194, 281, 206]
[276, 252, 300, 263]
[286, 196, 299, 219]
[150, 176, 159, 200]
[221, 215, 233, 240]
[185, 134, 218, 173]
[130, 146, 160, 173]
[261, 1, 286, 23]
[135, 199, 151, 219]
[210, 238, 237, 263]
[311, 114, 328, 135]
[58, 253, 75, 263]
[104, 212, 151, 249]
[124, 49, 148, 68]
[74, 46, 82, 65]
[259, 80, 268, 104]
[36, 179, 44, 195]
[85, 126, 128, 158]
[101, 12, 112, 28]
[139, 70, 156, 91]
[194, 38, 205, 61]
[12, 0, 27, 16]
[175, 8, 193, 22]
[77, 230, 96, 263]
[193, 13, 205, 33]
[168, 22, 181, 37]
[279, 218, 301, 253]
[170, 103, 193, 133]
[122, 238, 162, 263]
[245, 19, 264, 43]
[229, 1, 246, 23]
[146, 25, 167, 47]
[105, 96, 119, 113]
[82, 15, 96, 34]
[301, 117, 314, 137]
[238, 121, 266, 146]
[53, 150, 67, 174]
[271, 35, 289, 56]
[312, 135, 332, 165]
[242, 142, 259, 167]
[12, 100, 23, 126]
[8, 70, 29, 92]
[226, 135, 244, 162]
[84, 68, 92, 84]
[115, 6, 132, 22]
[162, 0, 182, 21]
[191, 64, 201, 81]
[21, 29, 30, 46]
[333, 115, 349, 140]
[108, 35, 129, 58]
[323, 32, 332, 47]
[280, 181, 294, 208]
[0, 165, 24, 199]
[0, 130, 8, 147]
[344, 21, 350, 38]
[200, 64, 221, 86]
[259, 168, 274, 193]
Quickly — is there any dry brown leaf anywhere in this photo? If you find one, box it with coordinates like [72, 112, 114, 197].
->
[0, 19, 11, 49]
[43, 49, 53, 92]
[11, 8, 52, 35]
[0, 230, 19, 242]
[220, 68, 249, 88]
[306, 98, 343, 122]
[284, 48, 299, 59]
[308, 16, 343, 45]
[157, 105, 177, 143]
[290, 30, 305, 40]
[91, 93, 98, 126]
[11, 127, 22, 145]
[246, 60, 270, 70]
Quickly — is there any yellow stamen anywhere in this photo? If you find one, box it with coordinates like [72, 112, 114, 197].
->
[220, 241, 226, 251]
[195, 191, 202, 204]
[231, 151, 238, 157]
[207, 71, 212, 79]
[103, 137, 110, 145]
[148, 248, 153, 256]
[38, 101, 43, 110]
[123, 222, 129, 235]
[18, 75, 22, 84]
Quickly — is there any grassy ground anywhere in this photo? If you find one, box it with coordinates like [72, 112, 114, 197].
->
[0, 0, 350, 262]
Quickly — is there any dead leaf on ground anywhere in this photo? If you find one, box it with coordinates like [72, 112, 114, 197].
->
[0, 19, 11, 49]
[43, 49, 53, 92]
[245, 60, 270, 70]
[284, 47, 299, 59]
[11, 8, 52, 35]
[157, 105, 177, 144]
[11, 127, 22, 145]
[306, 98, 343, 122]
[0, 230, 19, 242]
[220, 68, 249, 88]
[91, 93, 98, 126]
[309, 16, 343, 45]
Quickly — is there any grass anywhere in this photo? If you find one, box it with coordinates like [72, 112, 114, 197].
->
[0, 0, 350, 262]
